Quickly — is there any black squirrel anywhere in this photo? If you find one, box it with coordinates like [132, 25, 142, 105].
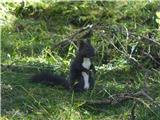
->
[69, 38, 95, 92]
[32, 31, 95, 92]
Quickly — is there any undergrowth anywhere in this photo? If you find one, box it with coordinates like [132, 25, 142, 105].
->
[1, 1, 160, 120]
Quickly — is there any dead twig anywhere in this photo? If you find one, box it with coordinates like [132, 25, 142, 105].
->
[86, 89, 153, 105]
[87, 91, 139, 105]
[95, 24, 160, 46]
[53, 24, 94, 49]
[143, 52, 160, 66]
[127, 32, 160, 46]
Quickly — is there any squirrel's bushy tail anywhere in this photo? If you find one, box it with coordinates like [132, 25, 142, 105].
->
[31, 72, 70, 90]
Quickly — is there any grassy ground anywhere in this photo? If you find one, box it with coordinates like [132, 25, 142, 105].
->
[2, 68, 160, 120]
[1, 1, 160, 120]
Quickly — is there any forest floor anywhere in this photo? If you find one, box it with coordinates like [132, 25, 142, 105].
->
[2, 66, 160, 120]
[1, 1, 160, 120]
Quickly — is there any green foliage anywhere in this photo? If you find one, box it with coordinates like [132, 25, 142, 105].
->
[1, 0, 160, 120]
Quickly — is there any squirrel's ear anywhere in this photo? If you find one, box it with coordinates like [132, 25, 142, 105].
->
[82, 29, 93, 39]
[86, 38, 91, 44]
[79, 40, 84, 48]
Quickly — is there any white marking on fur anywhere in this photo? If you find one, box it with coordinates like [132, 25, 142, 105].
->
[82, 72, 89, 90]
[82, 58, 91, 70]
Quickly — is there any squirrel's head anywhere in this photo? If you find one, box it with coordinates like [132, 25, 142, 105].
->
[78, 39, 95, 58]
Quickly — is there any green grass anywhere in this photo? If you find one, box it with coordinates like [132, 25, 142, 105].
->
[2, 69, 160, 120]
[1, 1, 160, 120]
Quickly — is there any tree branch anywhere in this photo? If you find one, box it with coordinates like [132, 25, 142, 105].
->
[53, 24, 94, 49]
[86, 89, 154, 105]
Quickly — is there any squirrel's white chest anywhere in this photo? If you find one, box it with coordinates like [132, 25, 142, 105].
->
[82, 58, 91, 70]
[82, 72, 89, 90]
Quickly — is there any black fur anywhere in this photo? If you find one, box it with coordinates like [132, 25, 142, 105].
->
[69, 40, 95, 91]
[31, 72, 70, 90]
[32, 33, 95, 92]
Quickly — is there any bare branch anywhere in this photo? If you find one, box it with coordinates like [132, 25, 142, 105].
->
[95, 24, 160, 46]
[86, 89, 155, 106]
[53, 24, 94, 49]
[144, 52, 160, 66]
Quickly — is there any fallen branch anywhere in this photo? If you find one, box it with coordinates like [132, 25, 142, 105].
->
[86, 90, 144, 105]
[53, 24, 94, 49]
[53, 24, 160, 51]
[87, 93, 133, 105]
